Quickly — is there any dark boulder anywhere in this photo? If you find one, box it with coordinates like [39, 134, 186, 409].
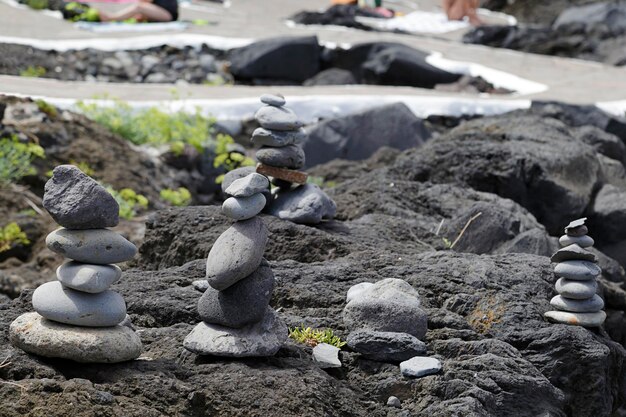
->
[303, 68, 357, 86]
[289, 4, 379, 31]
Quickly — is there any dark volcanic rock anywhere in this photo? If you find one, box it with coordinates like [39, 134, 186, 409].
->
[290, 4, 381, 31]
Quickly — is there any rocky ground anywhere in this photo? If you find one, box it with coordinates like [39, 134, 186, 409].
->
[1, 96, 626, 415]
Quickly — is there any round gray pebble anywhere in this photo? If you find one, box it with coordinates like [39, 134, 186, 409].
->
[260, 94, 286, 107]
[57, 261, 122, 293]
[559, 234, 594, 248]
[554, 260, 602, 280]
[225, 173, 270, 197]
[555, 278, 597, 300]
[256, 144, 305, 169]
[254, 105, 304, 131]
[46, 228, 137, 264]
[251, 127, 307, 148]
[222, 194, 266, 221]
[550, 294, 604, 313]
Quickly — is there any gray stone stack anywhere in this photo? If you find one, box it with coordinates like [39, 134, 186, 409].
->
[9, 165, 142, 363]
[544, 218, 606, 327]
[183, 172, 287, 357]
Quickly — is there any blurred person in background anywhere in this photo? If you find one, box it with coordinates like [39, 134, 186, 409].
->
[442, 0, 481, 25]
[98, 0, 178, 22]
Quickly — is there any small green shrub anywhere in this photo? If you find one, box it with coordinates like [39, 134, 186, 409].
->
[35, 99, 58, 118]
[0, 223, 30, 253]
[0, 136, 45, 186]
[25, 0, 49, 9]
[288, 327, 347, 348]
[160, 187, 192, 207]
[105, 186, 148, 220]
[19, 66, 47, 78]
[213, 134, 255, 184]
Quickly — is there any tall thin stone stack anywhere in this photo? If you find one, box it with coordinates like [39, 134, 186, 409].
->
[544, 218, 606, 327]
[184, 172, 287, 357]
[9, 165, 142, 363]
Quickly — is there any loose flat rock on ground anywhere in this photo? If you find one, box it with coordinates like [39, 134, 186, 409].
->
[269, 184, 336, 224]
[400, 356, 442, 378]
[46, 228, 137, 264]
[312, 343, 342, 368]
[347, 330, 427, 362]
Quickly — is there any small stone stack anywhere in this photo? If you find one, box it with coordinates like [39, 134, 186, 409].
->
[184, 172, 287, 357]
[544, 218, 606, 327]
[9, 165, 142, 363]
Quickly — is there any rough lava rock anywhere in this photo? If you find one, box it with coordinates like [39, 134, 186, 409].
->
[269, 184, 337, 224]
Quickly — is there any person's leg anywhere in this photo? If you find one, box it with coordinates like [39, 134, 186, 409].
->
[444, 0, 466, 21]
[465, 0, 482, 25]
[99, 2, 171, 22]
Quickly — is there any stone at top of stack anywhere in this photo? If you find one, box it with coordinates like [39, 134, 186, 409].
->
[183, 172, 287, 357]
[544, 218, 606, 327]
[9, 165, 142, 363]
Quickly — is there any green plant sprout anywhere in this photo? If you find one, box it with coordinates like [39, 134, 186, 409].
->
[213, 134, 255, 184]
[0, 136, 45, 187]
[288, 326, 347, 349]
[105, 186, 149, 220]
[19, 66, 47, 78]
[160, 187, 192, 207]
[35, 99, 58, 118]
[0, 223, 30, 253]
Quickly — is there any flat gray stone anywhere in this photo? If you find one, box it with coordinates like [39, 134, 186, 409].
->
[198, 261, 274, 328]
[260, 94, 286, 107]
[387, 397, 402, 408]
[225, 173, 269, 197]
[192, 280, 210, 292]
[550, 294, 604, 312]
[550, 244, 597, 263]
[347, 330, 427, 362]
[343, 278, 428, 339]
[56, 261, 122, 293]
[221, 166, 257, 194]
[33, 281, 127, 327]
[565, 218, 587, 234]
[559, 234, 594, 248]
[346, 282, 374, 303]
[206, 217, 268, 291]
[555, 277, 598, 300]
[256, 145, 305, 169]
[269, 184, 337, 225]
[400, 356, 442, 378]
[255, 105, 304, 131]
[251, 127, 307, 147]
[312, 343, 342, 368]
[222, 194, 266, 221]
[566, 225, 588, 237]
[544, 310, 606, 327]
[183, 308, 287, 357]
[554, 260, 602, 280]
[42, 165, 119, 229]
[46, 228, 137, 264]
[9, 312, 141, 363]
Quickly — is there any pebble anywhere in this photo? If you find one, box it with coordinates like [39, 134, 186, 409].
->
[192, 280, 210, 292]
[221, 166, 256, 194]
[222, 194, 267, 221]
[251, 127, 307, 147]
[225, 173, 270, 197]
[198, 261, 274, 328]
[206, 217, 268, 291]
[46, 228, 137, 265]
[554, 260, 602, 280]
[312, 343, 342, 368]
[559, 234, 594, 248]
[550, 294, 604, 313]
[183, 308, 287, 357]
[33, 281, 127, 327]
[567, 225, 588, 237]
[260, 93, 286, 107]
[256, 145, 306, 169]
[347, 330, 426, 362]
[555, 278, 597, 300]
[56, 261, 122, 294]
[399, 356, 442, 378]
[42, 165, 119, 229]
[269, 184, 337, 225]
[256, 163, 308, 184]
[565, 218, 587, 235]
[387, 397, 402, 409]
[346, 282, 374, 303]
[255, 105, 304, 131]
[9, 312, 142, 363]
[550, 244, 597, 263]
[544, 310, 606, 327]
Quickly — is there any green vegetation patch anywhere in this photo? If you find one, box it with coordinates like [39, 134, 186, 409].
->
[0, 136, 45, 187]
[160, 187, 192, 207]
[0, 223, 30, 253]
[289, 326, 347, 349]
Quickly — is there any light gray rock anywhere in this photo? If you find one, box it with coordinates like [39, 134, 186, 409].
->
[565, 218, 587, 233]
[206, 217, 268, 291]
[400, 356, 442, 378]
[251, 127, 307, 147]
[346, 282, 374, 303]
[347, 330, 427, 362]
[269, 184, 337, 225]
[559, 234, 594, 248]
[46, 228, 137, 264]
[544, 310, 606, 327]
[256, 145, 305, 169]
[32, 281, 126, 327]
[222, 194, 267, 221]
[56, 261, 122, 294]
[555, 278, 598, 300]
[221, 166, 257, 194]
[255, 105, 304, 131]
[42, 165, 119, 229]
[554, 260, 602, 280]
[550, 244, 597, 263]
[198, 261, 274, 328]
[260, 94, 286, 107]
[183, 308, 287, 357]
[312, 343, 342, 368]
[550, 294, 604, 312]
[9, 312, 141, 363]
[192, 280, 210, 292]
[387, 397, 401, 408]
[343, 278, 428, 339]
[225, 173, 270, 197]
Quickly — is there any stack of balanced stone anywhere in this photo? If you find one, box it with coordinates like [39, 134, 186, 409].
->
[253, 93, 336, 225]
[9, 165, 142, 363]
[544, 218, 606, 327]
[184, 172, 287, 357]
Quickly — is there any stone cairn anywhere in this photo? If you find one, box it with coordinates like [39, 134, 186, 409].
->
[544, 218, 606, 327]
[9, 165, 142, 363]
[184, 172, 287, 357]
